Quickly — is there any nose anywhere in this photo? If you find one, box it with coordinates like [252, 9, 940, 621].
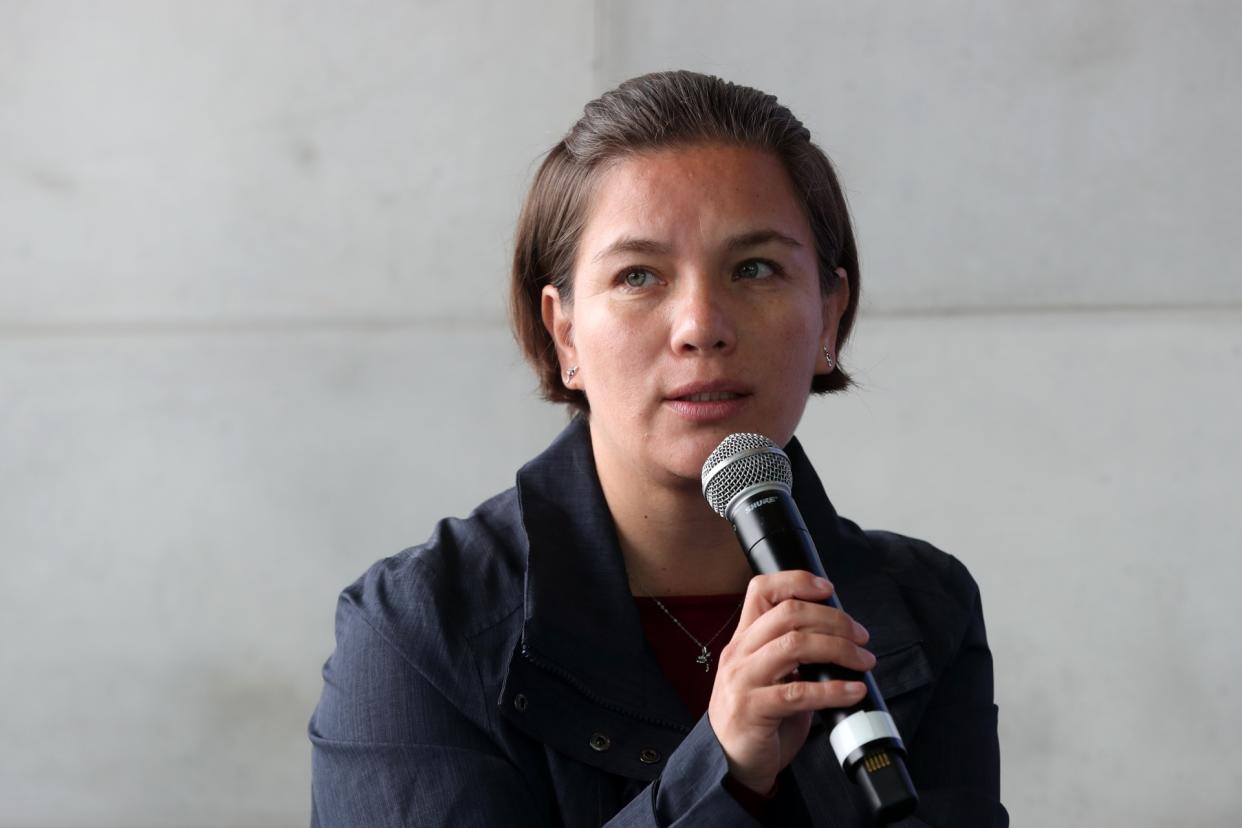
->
[669, 276, 737, 356]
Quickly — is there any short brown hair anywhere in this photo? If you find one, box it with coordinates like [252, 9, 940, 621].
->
[510, 70, 860, 412]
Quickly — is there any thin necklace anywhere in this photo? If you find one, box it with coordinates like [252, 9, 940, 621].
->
[647, 595, 744, 673]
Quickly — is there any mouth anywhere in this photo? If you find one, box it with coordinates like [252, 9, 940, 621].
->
[664, 382, 752, 422]
[666, 380, 752, 400]
[676, 391, 744, 402]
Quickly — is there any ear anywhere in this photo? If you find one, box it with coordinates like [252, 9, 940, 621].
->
[541, 285, 579, 388]
[815, 267, 850, 375]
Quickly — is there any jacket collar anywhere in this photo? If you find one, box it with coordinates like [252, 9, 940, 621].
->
[512, 416, 920, 730]
[514, 416, 681, 724]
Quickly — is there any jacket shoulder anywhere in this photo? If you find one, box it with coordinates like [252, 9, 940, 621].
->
[322, 488, 527, 733]
[862, 528, 981, 614]
[344, 487, 527, 648]
[312, 488, 528, 759]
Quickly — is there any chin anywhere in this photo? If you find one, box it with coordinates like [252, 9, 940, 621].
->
[634, 441, 699, 484]
[662, 431, 732, 482]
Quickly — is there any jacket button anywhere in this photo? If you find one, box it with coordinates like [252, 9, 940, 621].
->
[513, 694, 528, 712]
[638, 748, 661, 764]
[588, 733, 611, 752]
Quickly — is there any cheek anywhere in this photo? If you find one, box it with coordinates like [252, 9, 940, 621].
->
[576, 308, 664, 389]
[762, 307, 822, 360]
[773, 342, 819, 386]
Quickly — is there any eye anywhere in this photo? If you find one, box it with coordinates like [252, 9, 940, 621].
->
[735, 259, 779, 280]
[621, 268, 659, 289]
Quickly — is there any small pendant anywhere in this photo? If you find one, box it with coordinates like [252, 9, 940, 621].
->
[697, 647, 711, 672]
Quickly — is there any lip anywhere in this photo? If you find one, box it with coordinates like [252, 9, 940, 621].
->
[664, 379, 753, 400]
[663, 380, 753, 423]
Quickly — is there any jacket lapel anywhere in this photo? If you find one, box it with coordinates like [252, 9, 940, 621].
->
[513, 416, 691, 726]
[787, 436, 927, 664]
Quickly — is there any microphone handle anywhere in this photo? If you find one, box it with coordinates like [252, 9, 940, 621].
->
[730, 491, 919, 823]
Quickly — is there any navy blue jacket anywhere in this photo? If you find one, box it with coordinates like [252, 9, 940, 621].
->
[309, 418, 1007, 825]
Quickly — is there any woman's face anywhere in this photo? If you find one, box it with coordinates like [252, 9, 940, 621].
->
[542, 143, 849, 489]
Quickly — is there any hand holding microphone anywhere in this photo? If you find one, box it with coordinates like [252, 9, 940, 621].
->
[702, 433, 919, 823]
[707, 571, 876, 795]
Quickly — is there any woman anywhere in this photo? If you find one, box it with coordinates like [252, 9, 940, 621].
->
[310, 71, 1005, 826]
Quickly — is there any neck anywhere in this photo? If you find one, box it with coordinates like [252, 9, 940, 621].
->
[592, 432, 753, 598]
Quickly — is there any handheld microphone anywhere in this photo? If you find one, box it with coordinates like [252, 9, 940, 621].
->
[701, 433, 918, 823]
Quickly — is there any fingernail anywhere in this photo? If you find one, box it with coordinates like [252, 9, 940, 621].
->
[853, 621, 869, 642]
[846, 682, 866, 695]
[814, 577, 831, 592]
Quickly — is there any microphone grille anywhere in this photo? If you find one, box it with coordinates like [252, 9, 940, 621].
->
[700, 433, 793, 518]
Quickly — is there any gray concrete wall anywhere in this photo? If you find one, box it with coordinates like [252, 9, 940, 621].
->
[2, 2, 1238, 825]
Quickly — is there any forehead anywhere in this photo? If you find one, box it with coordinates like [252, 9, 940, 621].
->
[579, 144, 812, 250]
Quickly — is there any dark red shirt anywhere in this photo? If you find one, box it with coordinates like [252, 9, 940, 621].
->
[633, 592, 745, 719]
[634, 593, 784, 817]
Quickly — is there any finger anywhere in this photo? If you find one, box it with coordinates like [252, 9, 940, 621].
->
[737, 570, 834, 631]
[739, 630, 877, 686]
[731, 597, 868, 659]
[746, 679, 869, 720]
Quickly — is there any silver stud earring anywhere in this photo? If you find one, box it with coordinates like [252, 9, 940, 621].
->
[565, 366, 578, 383]
[823, 348, 835, 371]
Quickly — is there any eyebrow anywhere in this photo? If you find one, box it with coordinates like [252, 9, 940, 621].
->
[590, 229, 803, 263]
